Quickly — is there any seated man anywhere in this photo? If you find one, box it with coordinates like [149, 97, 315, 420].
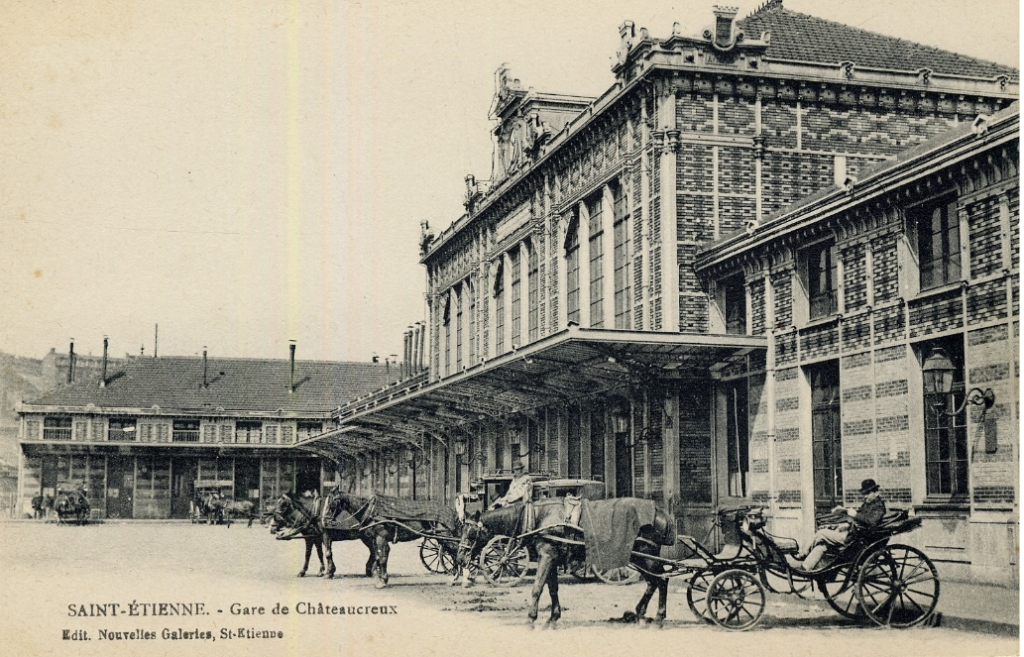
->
[794, 478, 886, 572]
[489, 462, 532, 509]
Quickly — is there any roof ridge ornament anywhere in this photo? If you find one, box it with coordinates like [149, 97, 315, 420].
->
[706, 5, 742, 51]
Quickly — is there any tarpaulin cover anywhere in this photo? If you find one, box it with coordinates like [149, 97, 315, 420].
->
[367, 494, 461, 533]
[580, 498, 657, 571]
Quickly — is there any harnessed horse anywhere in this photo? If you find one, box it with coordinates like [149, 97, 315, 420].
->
[273, 493, 377, 579]
[458, 497, 675, 625]
[55, 489, 90, 525]
[325, 491, 461, 589]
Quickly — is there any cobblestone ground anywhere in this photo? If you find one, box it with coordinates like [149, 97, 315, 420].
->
[0, 522, 1016, 657]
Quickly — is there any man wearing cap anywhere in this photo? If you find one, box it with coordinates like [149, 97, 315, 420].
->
[795, 478, 886, 572]
[490, 461, 532, 509]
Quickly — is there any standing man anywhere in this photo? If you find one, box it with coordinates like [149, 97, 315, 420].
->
[794, 478, 886, 572]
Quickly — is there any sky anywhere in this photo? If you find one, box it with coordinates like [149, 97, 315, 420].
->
[0, 0, 1018, 363]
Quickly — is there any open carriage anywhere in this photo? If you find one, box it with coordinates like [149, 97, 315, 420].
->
[639, 506, 940, 630]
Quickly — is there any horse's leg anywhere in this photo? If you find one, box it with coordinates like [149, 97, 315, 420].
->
[298, 538, 312, 577]
[546, 546, 562, 625]
[634, 572, 657, 623]
[314, 538, 325, 577]
[361, 536, 375, 578]
[655, 570, 668, 623]
[323, 534, 336, 579]
[373, 532, 390, 588]
[528, 543, 553, 624]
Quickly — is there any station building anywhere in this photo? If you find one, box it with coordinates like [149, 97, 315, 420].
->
[298, 1, 1018, 586]
[17, 345, 392, 519]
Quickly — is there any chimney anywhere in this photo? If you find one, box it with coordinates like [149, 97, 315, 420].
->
[67, 338, 75, 384]
[100, 336, 109, 388]
[202, 346, 208, 388]
[411, 323, 421, 375]
[289, 340, 297, 393]
[419, 320, 426, 371]
[405, 328, 413, 378]
[154, 324, 159, 358]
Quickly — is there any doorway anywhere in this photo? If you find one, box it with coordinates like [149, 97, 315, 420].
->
[105, 456, 135, 519]
[170, 458, 197, 519]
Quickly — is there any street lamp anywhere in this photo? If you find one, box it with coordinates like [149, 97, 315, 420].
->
[453, 436, 484, 466]
[508, 422, 544, 460]
[922, 348, 995, 415]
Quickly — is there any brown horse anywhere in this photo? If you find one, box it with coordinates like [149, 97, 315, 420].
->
[273, 493, 377, 579]
[325, 491, 461, 589]
[458, 498, 675, 626]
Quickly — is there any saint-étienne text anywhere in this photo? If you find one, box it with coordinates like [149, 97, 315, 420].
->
[67, 602, 207, 617]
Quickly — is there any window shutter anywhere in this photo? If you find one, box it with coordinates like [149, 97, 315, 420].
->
[141, 424, 154, 443]
[203, 424, 217, 443]
[157, 424, 169, 443]
[219, 424, 232, 443]
[26, 419, 41, 440]
[281, 425, 294, 445]
[92, 418, 106, 441]
[74, 420, 88, 441]
[265, 425, 278, 445]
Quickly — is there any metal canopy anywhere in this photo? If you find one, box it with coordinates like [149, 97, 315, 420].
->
[296, 327, 765, 457]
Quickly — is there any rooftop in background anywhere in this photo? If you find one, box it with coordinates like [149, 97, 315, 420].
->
[21, 356, 396, 415]
[740, 0, 1018, 81]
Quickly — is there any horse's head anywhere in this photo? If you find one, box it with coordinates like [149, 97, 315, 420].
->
[455, 511, 493, 568]
[273, 493, 322, 540]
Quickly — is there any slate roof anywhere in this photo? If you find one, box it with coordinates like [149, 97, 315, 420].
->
[740, 2, 1018, 80]
[23, 356, 395, 415]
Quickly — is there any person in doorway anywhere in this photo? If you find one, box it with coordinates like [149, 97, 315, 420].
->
[793, 478, 886, 572]
[489, 461, 532, 509]
[31, 493, 42, 519]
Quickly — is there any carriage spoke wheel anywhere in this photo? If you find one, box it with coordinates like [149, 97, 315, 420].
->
[593, 565, 641, 585]
[818, 563, 866, 620]
[479, 536, 530, 587]
[420, 538, 457, 575]
[706, 569, 766, 631]
[856, 544, 939, 628]
[686, 569, 717, 624]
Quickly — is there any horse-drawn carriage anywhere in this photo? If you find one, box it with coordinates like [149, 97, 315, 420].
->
[190, 484, 258, 527]
[55, 485, 91, 525]
[462, 472, 641, 586]
[459, 497, 939, 628]
[667, 506, 941, 630]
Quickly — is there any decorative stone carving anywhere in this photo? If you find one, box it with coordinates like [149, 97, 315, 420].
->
[419, 220, 435, 257]
[839, 61, 855, 80]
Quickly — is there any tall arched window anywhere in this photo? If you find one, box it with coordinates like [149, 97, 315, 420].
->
[587, 194, 605, 328]
[527, 240, 539, 342]
[565, 211, 581, 325]
[612, 182, 632, 329]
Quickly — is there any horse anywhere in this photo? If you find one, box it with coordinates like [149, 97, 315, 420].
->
[272, 493, 378, 579]
[221, 499, 259, 528]
[457, 497, 675, 626]
[325, 491, 461, 588]
[55, 488, 90, 525]
[267, 494, 329, 577]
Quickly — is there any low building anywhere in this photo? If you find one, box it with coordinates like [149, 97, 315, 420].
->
[17, 346, 392, 519]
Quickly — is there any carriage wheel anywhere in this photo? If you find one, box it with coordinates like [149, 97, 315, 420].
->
[856, 544, 939, 628]
[706, 569, 766, 631]
[479, 536, 530, 587]
[593, 565, 641, 585]
[420, 538, 457, 575]
[685, 569, 716, 624]
[818, 563, 866, 620]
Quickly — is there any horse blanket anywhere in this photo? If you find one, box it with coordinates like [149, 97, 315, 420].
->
[580, 498, 667, 571]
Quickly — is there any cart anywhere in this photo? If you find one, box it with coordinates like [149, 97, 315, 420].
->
[472, 474, 640, 587]
[631, 506, 940, 631]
